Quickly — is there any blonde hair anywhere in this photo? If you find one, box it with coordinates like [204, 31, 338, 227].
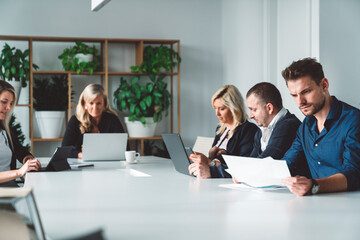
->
[75, 84, 117, 133]
[0, 80, 17, 148]
[211, 85, 247, 138]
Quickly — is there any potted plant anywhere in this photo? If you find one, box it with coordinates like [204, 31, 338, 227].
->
[114, 45, 180, 137]
[114, 74, 171, 137]
[0, 43, 39, 100]
[58, 41, 101, 74]
[33, 75, 72, 138]
[130, 45, 181, 74]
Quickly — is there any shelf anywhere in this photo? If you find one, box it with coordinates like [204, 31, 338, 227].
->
[33, 71, 106, 75]
[108, 72, 179, 76]
[0, 35, 180, 44]
[1, 35, 180, 155]
[32, 71, 179, 76]
[128, 136, 163, 156]
[128, 136, 162, 140]
[33, 138, 63, 142]
[15, 104, 31, 107]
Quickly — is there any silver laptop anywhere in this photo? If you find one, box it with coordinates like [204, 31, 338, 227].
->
[82, 133, 128, 161]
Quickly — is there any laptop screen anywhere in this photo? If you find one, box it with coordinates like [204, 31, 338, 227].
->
[82, 133, 128, 161]
[162, 133, 193, 176]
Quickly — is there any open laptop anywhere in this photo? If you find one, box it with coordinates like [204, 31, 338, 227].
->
[82, 133, 128, 161]
[162, 133, 194, 176]
[37, 146, 73, 172]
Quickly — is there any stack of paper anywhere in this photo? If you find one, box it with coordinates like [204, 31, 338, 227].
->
[223, 155, 290, 188]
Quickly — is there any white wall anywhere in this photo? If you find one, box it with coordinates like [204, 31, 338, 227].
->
[222, 0, 267, 99]
[319, 0, 360, 108]
[276, 0, 319, 121]
[222, 0, 319, 121]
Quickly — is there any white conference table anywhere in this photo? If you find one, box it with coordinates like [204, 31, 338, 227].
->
[24, 156, 360, 240]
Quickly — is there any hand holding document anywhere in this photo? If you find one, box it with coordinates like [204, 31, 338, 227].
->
[223, 155, 290, 188]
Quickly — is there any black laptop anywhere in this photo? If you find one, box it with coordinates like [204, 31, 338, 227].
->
[162, 133, 194, 176]
[37, 147, 72, 172]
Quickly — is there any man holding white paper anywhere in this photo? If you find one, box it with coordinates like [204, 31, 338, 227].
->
[281, 58, 360, 196]
[246, 82, 301, 159]
[231, 83, 300, 184]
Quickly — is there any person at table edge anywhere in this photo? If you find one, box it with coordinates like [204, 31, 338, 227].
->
[62, 84, 125, 158]
[282, 58, 360, 196]
[188, 85, 258, 178]
[0, 80, 41, 187]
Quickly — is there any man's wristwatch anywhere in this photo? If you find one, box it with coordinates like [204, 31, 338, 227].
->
[310, 179, 320, 195]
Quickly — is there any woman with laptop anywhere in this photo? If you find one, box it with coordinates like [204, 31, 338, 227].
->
[188, 85, 258, 178]
[62, 84, 125, 159]
[0, 80, 41, 187]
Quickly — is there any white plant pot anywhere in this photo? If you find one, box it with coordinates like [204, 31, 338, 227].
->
[35, 111, 66, 139]
[75, 53, 93, 63]
[125, 117, 157, 138]
[9, 81, 22, 104]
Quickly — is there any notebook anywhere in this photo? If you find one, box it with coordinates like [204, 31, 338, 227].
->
[162, 133, 194, 176]
[82, 133, 128, 161]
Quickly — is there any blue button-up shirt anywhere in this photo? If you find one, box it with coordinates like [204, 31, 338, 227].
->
[283, 97, 360, 191]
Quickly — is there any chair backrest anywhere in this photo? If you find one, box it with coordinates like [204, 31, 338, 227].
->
[193, 136, 214, 156]
[0, 187, 46, 240]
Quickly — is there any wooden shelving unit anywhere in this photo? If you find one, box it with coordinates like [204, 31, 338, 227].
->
[0, 35, 181, 154]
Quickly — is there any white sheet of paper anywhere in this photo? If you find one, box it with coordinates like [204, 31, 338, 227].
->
[219, 183, 287, 191]
[223, 155, 290, 188]
[193, 136, 215, 155]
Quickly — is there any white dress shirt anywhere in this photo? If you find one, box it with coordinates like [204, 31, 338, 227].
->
[260, 108, 288, 152]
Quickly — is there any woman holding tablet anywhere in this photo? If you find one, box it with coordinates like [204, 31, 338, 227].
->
[0, 80, 41, 187]
[62, 84, 125, 158]
[188, 85, 258, 178]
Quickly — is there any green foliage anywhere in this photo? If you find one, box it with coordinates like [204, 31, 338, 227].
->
[58, 41, 101, 74]
[114, 74, 171, 124]
[9, 114, 30, 151]
[114, 44, 180, 125]
[0, 43, 39, 87]
[33, 75, 74, 111]
[130, 45, 181, 74]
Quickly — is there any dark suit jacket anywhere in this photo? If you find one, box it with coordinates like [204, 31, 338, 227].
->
[210, 120, 258, 178]
[9, 130, 32, 170]
[61, 112, 125, 158]
[249, 111, 301, 159]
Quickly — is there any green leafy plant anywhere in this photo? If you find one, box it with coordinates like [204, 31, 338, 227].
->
[58, 41, 101, 74]
[33, 75, 73, 111]
[114, 74, 171, 124]
[10, 114, 30, 151]
[114, 44, 180, 125]
[130, 45, 181, 74]
[0, 43, 39, 87]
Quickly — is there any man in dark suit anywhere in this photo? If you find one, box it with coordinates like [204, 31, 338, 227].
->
[246, 82, 301, 159]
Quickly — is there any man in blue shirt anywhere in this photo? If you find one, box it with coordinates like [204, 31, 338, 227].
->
[281, 58, 360, 196]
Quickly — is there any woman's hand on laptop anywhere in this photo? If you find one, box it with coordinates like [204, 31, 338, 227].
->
[17, 159, 41, 177]
[78, 152, 83, 159]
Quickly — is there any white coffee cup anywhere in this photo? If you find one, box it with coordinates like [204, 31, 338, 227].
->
[125, 151, 140, 164]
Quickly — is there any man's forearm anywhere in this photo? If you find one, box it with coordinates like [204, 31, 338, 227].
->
[317, 173, 347, 193]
